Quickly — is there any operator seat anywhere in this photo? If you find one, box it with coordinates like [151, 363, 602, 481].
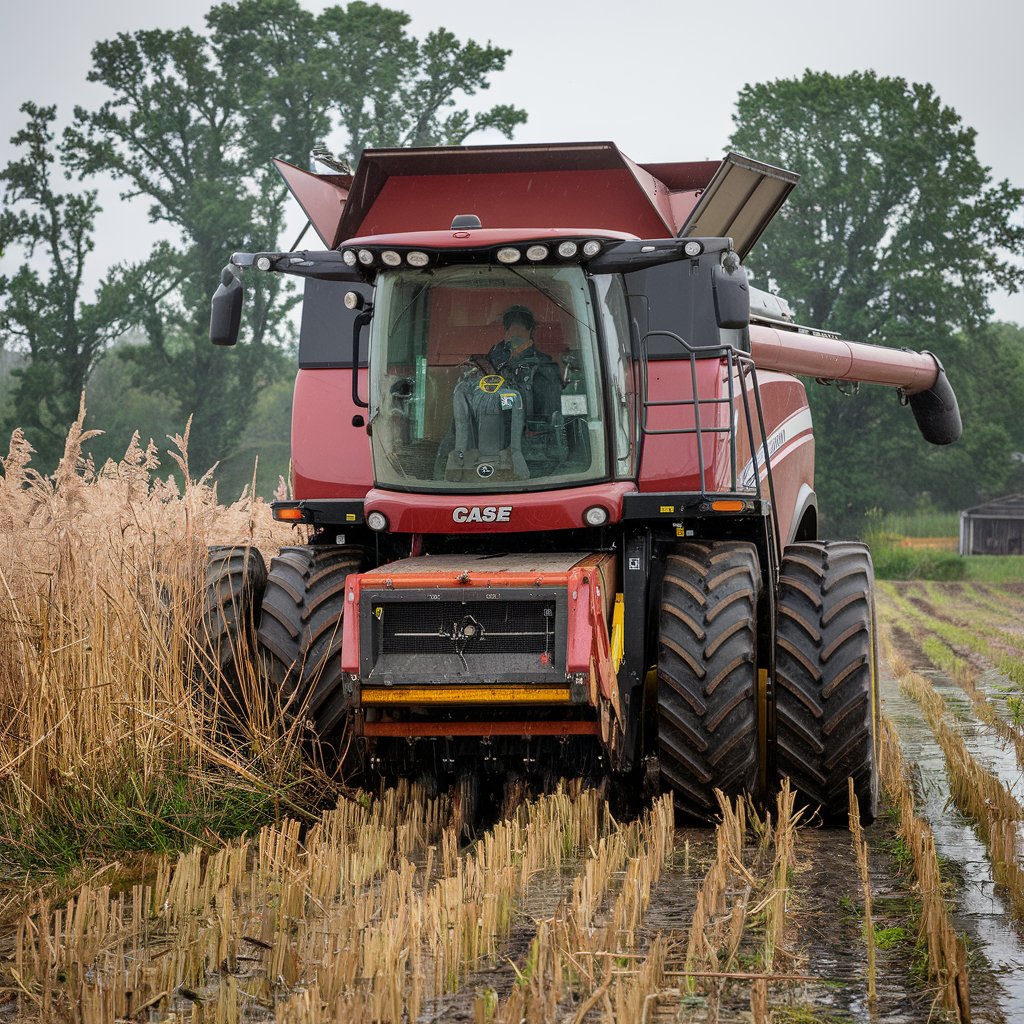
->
[442, 368, 530, 482]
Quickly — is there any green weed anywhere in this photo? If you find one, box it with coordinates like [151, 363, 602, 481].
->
[873, 924, 908, 950]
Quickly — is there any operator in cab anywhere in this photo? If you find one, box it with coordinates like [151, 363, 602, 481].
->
[488, 305, 562, 430]
[437, 304, 565, 484]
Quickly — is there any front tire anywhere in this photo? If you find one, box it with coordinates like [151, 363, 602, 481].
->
[656, 541, 761, 818]
[257, 545, 365, 766]
[774, 541, 879, 824]
[197, 545, 268, 735]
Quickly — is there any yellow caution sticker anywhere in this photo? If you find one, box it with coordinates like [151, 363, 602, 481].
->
[659, 505, 675, 513]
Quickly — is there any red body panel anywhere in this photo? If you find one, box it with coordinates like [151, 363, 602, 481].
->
[637, 359, 723, 491]
[363, 481, 636, 534]
[291, 369, 373, 500]
[358, 170, 672, 238]
[743, 371, 815, 545]
[636, 357, 813, 541]
[351, 227, 636, 248]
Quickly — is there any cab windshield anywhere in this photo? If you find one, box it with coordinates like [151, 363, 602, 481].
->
[368, 265, 608, 492]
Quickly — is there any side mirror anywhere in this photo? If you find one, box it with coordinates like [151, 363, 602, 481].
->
[210, 266, 243, 346]
[712, 257, 750, 330]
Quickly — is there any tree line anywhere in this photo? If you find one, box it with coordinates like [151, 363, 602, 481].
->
[1, 4, 1022, 532]
[0, 0, 525, 491]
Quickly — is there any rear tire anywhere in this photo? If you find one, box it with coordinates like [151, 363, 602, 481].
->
[656, 541, 761, 818]
[198, 545, 267, 735]
[774, 541, 879, 825]
[257, 545, 365, 765]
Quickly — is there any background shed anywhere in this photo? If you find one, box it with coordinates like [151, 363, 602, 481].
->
[959, 494, 1024, 555]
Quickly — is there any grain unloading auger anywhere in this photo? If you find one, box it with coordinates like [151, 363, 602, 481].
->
[207, 142, 960, 822]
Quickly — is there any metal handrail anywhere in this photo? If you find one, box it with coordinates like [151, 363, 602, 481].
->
[638, 329, 782, 571]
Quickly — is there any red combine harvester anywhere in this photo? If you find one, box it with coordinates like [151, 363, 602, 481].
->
[209, 142, 960, 822]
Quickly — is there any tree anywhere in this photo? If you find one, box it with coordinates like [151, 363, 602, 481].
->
[729, 70, 1024, 532]
[0, 103, 135, 469]
[66, 0, 526, 474]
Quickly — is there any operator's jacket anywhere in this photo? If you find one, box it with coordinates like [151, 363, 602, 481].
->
[488, 342, 562, 430]
[438, 345, 563, 482]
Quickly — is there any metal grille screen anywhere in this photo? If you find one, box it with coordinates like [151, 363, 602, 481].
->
[376, 600, 555, 657]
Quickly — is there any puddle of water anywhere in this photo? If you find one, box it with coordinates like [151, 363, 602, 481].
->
[930, 677, 1024, 801]
[883, 675, 1024, 1021]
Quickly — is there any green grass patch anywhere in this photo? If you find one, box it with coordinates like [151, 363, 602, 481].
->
[0, 764, 297, 879]
[873, 924, 908, 950]
[1007, 696, 1024, 726]
[870, 543, 966, 581]
[961, 556, 1024, 583]
[872, 542, 1024, 583]
[878, 509, 960, 538]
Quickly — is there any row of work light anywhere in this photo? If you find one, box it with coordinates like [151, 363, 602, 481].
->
[495, 239, 603, 264]
[338, 238, 605, 271]
[341, 248, 430, 269]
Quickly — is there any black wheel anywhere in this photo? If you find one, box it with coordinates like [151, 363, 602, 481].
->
[774, 541, 879, 825]
[198, 545, 267, 733]
[656, 541, 761, 818]
[257, 545, 365, 761]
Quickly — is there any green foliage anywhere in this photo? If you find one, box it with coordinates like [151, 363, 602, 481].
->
[214, 374, 295, 501]
[1007, 696, 1024, 726]
[3, 0, 525, 478]
[0, 103, 136, 468]
[729, 71, 1024, 533]
[887, 833, 913, 872]
[77, 334, 181, 471]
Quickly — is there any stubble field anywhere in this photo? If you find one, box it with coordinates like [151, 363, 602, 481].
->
[0, 419, 1022, 1022]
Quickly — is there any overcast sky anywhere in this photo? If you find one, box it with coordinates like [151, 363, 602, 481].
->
[2, 0, 1023, 323]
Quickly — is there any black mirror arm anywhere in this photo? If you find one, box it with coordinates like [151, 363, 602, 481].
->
[352, 307, 372, 408]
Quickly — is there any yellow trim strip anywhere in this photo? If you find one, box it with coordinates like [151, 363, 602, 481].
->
[361, 685, 571, 705]
[610, 593, 625, 674]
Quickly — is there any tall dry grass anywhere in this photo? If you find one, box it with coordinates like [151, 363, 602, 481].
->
[0, 405, 297, 876]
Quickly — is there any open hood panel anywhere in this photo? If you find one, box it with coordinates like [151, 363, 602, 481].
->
[273, 144, 798, 259]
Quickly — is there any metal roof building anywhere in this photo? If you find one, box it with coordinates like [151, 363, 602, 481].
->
[959, 494, 1024, 556]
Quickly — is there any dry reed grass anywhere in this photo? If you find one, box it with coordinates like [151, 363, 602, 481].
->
[0, 405, 303, 882]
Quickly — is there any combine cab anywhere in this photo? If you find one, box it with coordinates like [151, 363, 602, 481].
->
[208, 142, 960, 822]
